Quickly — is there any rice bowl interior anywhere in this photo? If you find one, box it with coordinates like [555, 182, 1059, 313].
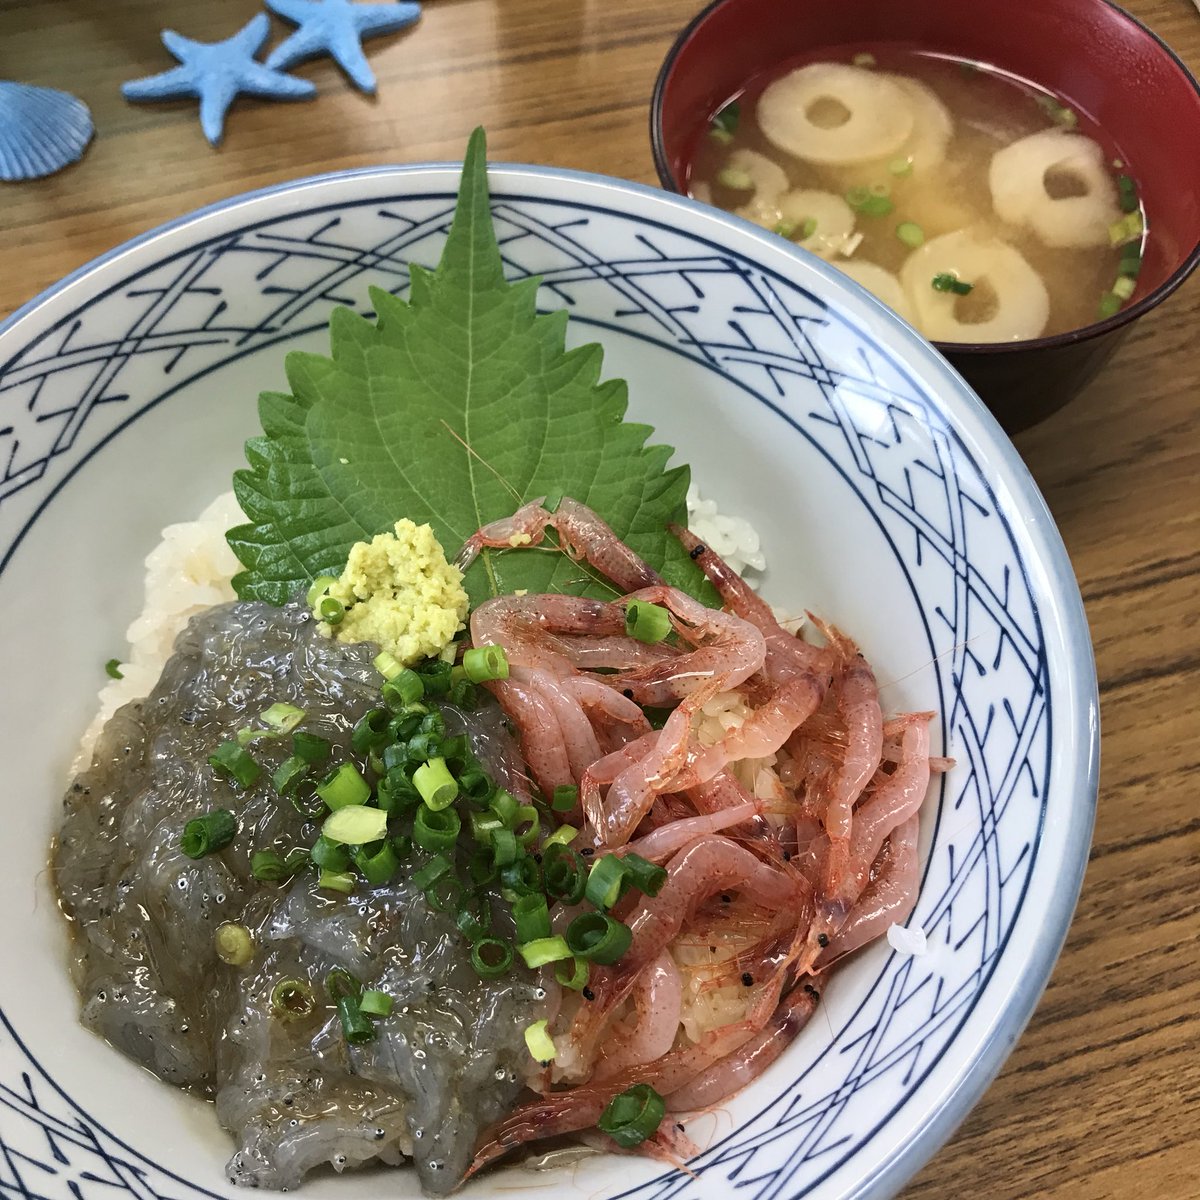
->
[0, 158, 1097, 1200]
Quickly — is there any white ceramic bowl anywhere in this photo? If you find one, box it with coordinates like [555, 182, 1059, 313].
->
[0, 164, 1098, 1200]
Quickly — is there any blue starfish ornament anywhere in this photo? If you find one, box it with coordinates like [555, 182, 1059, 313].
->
[265, 0, 422, 95]
[122, 14, 316, 146]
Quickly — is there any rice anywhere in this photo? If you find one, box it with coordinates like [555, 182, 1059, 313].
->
[73, 490, 243, 773]
[686, 484, 766, 583]
[886, 923, 929, 957]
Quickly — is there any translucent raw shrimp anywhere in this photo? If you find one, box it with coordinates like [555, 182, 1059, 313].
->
[819, 816, 920, 966]
[609, 585, 766, 706]
[624, 800, 763, 862]
[685, 771, 774, 842]
[456, 496, 663, 594]
[671, 524, 834, 685]
[562, 675, 651, 742]
[515, 667, 604, 783]
[796, 718, 930, 974]
[592, 952, 683, 1080]
[470, 593, 624, 675]
[488, 678, 573, 797]
[667, 980, 821, 1112]
[559, 835, 809, 1077]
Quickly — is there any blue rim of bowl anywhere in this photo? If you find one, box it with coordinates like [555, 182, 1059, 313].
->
[0, 161, 1100, 1200]
[648, 0, 1200, 358]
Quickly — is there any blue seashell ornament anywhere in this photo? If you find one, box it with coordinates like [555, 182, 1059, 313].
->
[0, 81, 94, 182]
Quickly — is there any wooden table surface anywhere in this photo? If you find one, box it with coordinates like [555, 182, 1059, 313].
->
[2, 1, 1198, 1196]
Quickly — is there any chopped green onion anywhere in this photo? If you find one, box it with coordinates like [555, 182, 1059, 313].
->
[351, 708, 392, 754]
[773, 218, 798, 239]
[471, 936, 514, 978]
[513, 804, 540, 847]
[1036, 93, 1077, 128]
[717, 166, 754, 191]
[360, 989, 393, 1018]
[543, 843, 587, 904]
[448, 678, 478, 708]
[1097, 291, 1123, 319]
[624, 600, 671, 645]
[554, 956, 590, 991]
[317, 762, 371, 810]
[458, 767, 493, 805]
[372, 650, 404, 681]
[551, 785, 579, 813]
[417, 658, 454, 696]
[208, 741, 262, 789]
[799, 216, 818, 239]
[851, 51, 876, 67]
[414, 803, 462, 853]
[490, 790, 519, 826]
[425, 874, 466, 913]
[1108, 211, 1144, 247]
[105, 658, 124, 680]
[888, 156, 914, 177]
[306, 575, 338, 607]
[405, 731, 441, 763]
[585, 853, 629, 910]
[292, 730, 332, 764]
[500, 856, 542, 896]
[1111, 275, 1136, 301]
[462, 644, 509, 683]
[1119, 243, 1142, 277]
[317, 595, 345, 625]
[262, 702, 305, 733]
[438, 735, 470, 767]
[391, 833, 413, 858]
[518, 935, 573, 969]
[513, 894, 551, 943]
[471, 811, 504, 844]
[272, 755, 310, 798]
[468, 845, 500, 886]
[382, 669, 425, 709]
[544, 823, 579, 848]
[181, 809, 237, 859]
[322, 804, 388, 847]
[336, 994, 375, 1043]
[215, 922, 254, 965]
[456, 903, 490, 943]
[354, 839, 400, 885]
[895, 221, 925, 249]
[251, 847, 307, 882]
[413, 757, 458, 810]
[1116, 173, 1139, 214]
[411, 853, 453, 892]
[598, 1083, 665, 1148]
[621, 853, 668, 898]
[310, 835, 351, 871]
[845, 186, 894, 217]
[318, 869, 356, 893]
[326, 967, 361, 1001]
[932, 272, 974, 295]
[566, 912, 633, 964]
[236, 726, 276, 747]
[419, 710, 447, 738]
[709, 99, 740, 144]
[491, 827, 519, 867]
[524, 1018, 557, 1063]
[271, 978, 315, 1021]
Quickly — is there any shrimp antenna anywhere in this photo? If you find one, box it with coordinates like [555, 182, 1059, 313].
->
[438, 419, 523, 505]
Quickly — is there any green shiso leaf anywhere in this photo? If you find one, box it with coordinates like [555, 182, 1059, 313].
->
[227, 128, 704, 607]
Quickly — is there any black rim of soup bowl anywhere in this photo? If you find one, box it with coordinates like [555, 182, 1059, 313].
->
[649, 0, 1200, 361]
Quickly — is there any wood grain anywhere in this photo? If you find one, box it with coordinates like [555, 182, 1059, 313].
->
[2, 1, 1198, 1195]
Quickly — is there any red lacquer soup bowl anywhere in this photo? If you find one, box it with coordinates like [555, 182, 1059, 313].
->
[652, 0, 1200, 433]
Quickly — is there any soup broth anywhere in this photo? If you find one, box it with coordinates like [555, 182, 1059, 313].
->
[689, 49, 1146, 343]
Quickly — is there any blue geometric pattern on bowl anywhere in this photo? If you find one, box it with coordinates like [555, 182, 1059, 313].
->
[0, 181, 1054, 1200]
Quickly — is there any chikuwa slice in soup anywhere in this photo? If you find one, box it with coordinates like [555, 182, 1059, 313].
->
[691, 50, 1147, 342]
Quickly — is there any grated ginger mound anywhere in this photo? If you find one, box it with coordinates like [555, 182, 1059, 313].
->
[324, 519, 469, 664]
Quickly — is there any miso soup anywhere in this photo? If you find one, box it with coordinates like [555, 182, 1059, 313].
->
[689, 49, 1146, 343]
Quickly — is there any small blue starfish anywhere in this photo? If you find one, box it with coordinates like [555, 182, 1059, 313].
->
[265, 0, 422, 95]
[122, 14, 316, 146]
